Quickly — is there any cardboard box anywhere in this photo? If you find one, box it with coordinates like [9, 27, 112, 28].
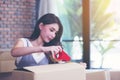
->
[110, 70, 120, 80]
[0, 72, 13, 80]
[86, 70, 110, 80]
[0, 60, 16, 73]
[12, 62, 86, 80]
[0, 51, 16, 73]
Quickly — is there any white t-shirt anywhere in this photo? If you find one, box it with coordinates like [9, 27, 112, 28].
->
[16, 38, 46, 64]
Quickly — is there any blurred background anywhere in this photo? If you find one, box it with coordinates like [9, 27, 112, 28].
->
[1, 0, 120, 69]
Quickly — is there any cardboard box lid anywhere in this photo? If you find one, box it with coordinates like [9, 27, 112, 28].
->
[23, 62, 85, 74]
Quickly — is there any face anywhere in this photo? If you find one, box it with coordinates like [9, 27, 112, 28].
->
[40, 23, 59, 43]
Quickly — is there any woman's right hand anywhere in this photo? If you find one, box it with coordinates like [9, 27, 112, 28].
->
[50, 46, 62, 56]
[42, 46, 62, 56]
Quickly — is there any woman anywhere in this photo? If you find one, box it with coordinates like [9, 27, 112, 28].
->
[11, 13, 67, 68]
[11, 13, 86, 68]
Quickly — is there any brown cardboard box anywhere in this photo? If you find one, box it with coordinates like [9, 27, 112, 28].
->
[12, 62, 86, 80]
[0, 60, 16, 72]
[86, 70, 110, 80]
[110, 70, 120, 80]
[0, 50, 16, 73]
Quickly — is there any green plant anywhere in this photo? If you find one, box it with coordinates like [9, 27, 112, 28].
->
[91, 0, 116, 68]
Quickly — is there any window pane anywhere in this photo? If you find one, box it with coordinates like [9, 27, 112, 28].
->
[55, 0, 83, 62]
[90, 0, 120, 69]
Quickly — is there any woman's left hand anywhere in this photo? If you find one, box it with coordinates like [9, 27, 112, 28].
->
[79, 62, 87, 68]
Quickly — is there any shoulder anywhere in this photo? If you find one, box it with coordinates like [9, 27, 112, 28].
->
[19, 38, 28, 41]
[17, 38, 30, 43]
[14, 38, 29, 47]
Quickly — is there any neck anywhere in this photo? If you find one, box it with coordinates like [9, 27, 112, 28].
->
[31, 37, 44, 46]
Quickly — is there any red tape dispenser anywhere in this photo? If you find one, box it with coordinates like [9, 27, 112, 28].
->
[53, 50, 71, 62]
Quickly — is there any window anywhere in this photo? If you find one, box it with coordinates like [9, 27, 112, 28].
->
[90, 0, 120, 69]
[55, 0, 83, 62]
[39, 0, 120, 69]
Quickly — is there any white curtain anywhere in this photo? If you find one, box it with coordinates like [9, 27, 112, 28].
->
[38, 0, 58, 18]
[38, 0, 72, 42]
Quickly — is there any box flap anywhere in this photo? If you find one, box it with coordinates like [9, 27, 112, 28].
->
[23, 62, 85, 74]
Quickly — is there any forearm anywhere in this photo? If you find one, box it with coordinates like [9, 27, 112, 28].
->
[11, 45, 62, 57]
[11, 47, 41, 57]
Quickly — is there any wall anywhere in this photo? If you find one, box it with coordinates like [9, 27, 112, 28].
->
[0, 0, 36, 50]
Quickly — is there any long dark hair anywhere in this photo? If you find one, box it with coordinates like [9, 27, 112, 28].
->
[29, 13, 63, 64]
[29, 13, 63, 46]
